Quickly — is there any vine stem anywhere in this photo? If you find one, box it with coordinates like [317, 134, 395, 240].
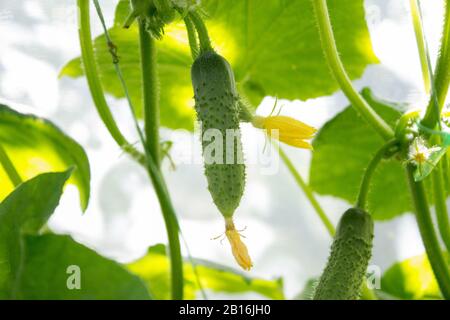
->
[410, 0, 432, 93]
[432, 163, 450, 252]
[79, 0, 183, 299]
[77, 0, 132, 151]
[422, 0, 450, 127]
[0, 144, 22, 187]
[407, 165, 450, 299]
[409, 0, 450, 255]
[356, 140, 399, 210]
[188, 11, 213, 53]
[276, 145, 335, 236]
[138, 20, 160, 167]
[137, 17, 184, 302]
[311, 0, 394, 140]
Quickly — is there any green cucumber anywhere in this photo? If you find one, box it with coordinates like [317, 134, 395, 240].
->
[313, 208, 374, 300]
[191, 50, 245, 218]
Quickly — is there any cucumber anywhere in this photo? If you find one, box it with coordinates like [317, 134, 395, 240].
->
[313, 208, 374, 300]
[191, 50, 245, 218]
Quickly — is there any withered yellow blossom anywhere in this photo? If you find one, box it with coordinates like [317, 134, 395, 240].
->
[224, 218, 253, 271]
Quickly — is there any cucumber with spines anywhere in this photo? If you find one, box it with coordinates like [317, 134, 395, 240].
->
[191, 50, 245, 218]
[313, 208, 374, 300]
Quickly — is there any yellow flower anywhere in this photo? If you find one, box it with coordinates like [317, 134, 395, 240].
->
[225, 218, 253, 271]
[252, 115, 317, 149]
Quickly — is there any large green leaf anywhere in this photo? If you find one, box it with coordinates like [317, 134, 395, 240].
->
[127, 244, 284, 299]
[0, 104, 90, 210]
[0, 171, 71, 298]
[381, 254, 447, 300]
[60, 0, 377, 131]
[310, 88, 411, 220]
[15, 234, 151, 300]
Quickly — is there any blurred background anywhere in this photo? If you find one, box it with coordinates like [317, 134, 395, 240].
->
[0, 0, 446, 298]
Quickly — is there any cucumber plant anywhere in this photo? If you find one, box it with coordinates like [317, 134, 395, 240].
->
[3, 0, 450, 301]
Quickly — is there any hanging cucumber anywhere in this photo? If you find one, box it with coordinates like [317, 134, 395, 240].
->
[191, 50, 251, 270]
[313, 208, 374, 300]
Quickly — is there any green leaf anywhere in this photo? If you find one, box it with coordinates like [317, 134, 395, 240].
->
[127, 244, 285, 299]
[15, 234, 151, 300]
[310, 88, 411, 220]
[381, 254, 447, 300]
[60, 0, 377, 130]
[0, 104, 90, 210]
[0, 171, 71, 298]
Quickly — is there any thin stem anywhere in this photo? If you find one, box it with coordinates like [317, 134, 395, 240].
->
[91, 0, 184, 299]
[143, 150, 184, 300]
[410, 0, 432, 94]
[277, 145, 335, 236]
[356, 140, 399, 209]
[432, 163, 450, 252]
[183, 15, 199, 59]
[77, 0, 131, 150]
[422, 0, 450, 127]
[311, 0, 394, 140]
[188, 11, 213, 53]
[407, 165, 450, 299]
[138, 20, 160, 167]
[0, 144, 22, 187]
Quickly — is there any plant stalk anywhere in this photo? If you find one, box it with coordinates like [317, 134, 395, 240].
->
[410, 0, 432, 94]
[407, 165, 450, 299]
[277, 145, 335, 236]
[356, 140, 399, 210]
[422, 0, 450, 127]
[81, 0, 184, 299]
[138, 20, 160, 168]
[311, 0, 394, 140]
[188, 11, 213, 53]
[0, 144, 22, 187]
[432, 163, 450, 252]
[77, 0, 130, 149]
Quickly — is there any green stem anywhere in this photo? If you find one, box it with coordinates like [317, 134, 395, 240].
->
[0, 144, 22, 187]
[432, 163, 450, 252]
[277, 145, 335, 236]
[188, 11, 213, 53]
[77, 0, 130, 149]
[422, 0, 450, 127]
[407, 165, 450, 299]
[87, 0, 184, 299]
[311, 0, 394, 140]
[356, 140, 399, 209]
[138, 20, 160, 168]
[183, 15, 199, 59]
[143, 148, 184, 300]
[410, 0, 432, 94]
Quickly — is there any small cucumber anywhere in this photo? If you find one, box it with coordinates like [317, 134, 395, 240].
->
[191, 51, 245, 218]
[313, 208, 374, 300]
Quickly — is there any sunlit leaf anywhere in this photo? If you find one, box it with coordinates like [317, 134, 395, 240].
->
[15, 234, 151, 300]
[381, 254, 447, 300]
[310, 88, 411, 220]
[60, 0, 377, 131]
[0, 171, 71, 298]
[127, 244, 284, 299]
[0, 104, 90, 210]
